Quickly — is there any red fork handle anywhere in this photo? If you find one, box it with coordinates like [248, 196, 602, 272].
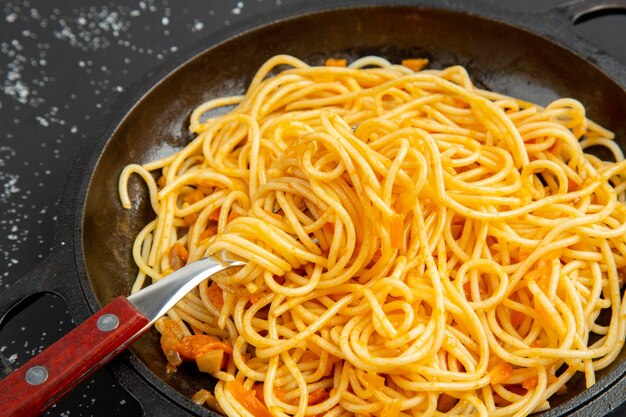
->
[0, 296, 150, 417]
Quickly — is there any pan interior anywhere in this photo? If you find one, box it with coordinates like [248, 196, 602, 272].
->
[82, 5, 626, 414]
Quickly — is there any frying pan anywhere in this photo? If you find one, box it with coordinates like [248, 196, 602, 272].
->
[2, 0, 626, 415]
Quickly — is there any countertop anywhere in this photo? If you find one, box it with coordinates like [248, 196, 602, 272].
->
[1, 0, 625, 416]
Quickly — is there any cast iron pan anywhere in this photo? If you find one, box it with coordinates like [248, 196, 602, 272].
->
[2, 0, 626, 416]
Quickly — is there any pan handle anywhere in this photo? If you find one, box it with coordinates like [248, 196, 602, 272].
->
[521, 0, 626, 89]
[552, 0, 626, 23]
[0, 297, 149, 417]
[0, 257, 57, 380]
[0, 257, 207, 417]
[0, 255, 60, 323]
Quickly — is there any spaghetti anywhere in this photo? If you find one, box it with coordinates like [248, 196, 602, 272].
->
[119, 55, 626, 417]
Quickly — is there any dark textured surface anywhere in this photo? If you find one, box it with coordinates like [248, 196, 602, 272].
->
[1, 1, 626, 416]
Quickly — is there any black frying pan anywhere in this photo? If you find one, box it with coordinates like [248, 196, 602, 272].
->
[2, 1, 626, 416]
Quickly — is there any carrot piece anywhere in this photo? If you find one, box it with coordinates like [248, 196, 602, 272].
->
[157, 175, 167, 188]
[209, 208, 222, 221]
[169, 243, 189, 270]
[522, 376, 538, 391]
[401, 58, 428, 72]
[177, 334, 232, 359]
[184, 189, 205, 204]
[275, 386, 288, 402]
[183, 212, 199, 226]
[197, 180, 219, 194]
[549, 140, 563, 155]
[253, 384, 265, 403]
[489, 362, 513, 385]
[254, 384, 288, 404]
[226, 380, 273, 417]
[325, 58, 347, 67]
[159, 319, 184, 366]
[207, 281, 224, 309]
[197, 185, 212, 195]
[391, 215, 404, 249]
[463, 281, 472, 299]
[311, 73, 335, 83]
[463, 280, 486, 300]
[323, 222, 335, 234]
[227, 212, 239, 223]
[173, 243, 189, 261]
[199, 227, 217, 241]
[511, 311, 525, 328]
[308, 388, 329, 405]
[452, 97, 469, 109]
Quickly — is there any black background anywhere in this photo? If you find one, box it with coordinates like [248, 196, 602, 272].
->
[1, 0, 625, 416]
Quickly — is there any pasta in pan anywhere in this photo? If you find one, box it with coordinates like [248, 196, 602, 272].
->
[119, 55, 626, 417]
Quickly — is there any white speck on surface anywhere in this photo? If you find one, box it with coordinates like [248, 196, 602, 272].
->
[192, 20, 204, 32]
[232, 2, 244, 15]
[35, 116, 48, 126]
[0, 173, 20, 203]
[5, 13, 17, 23]
[53, 6, 131, 51]
[161, 16, 169, 25]
[7, 353, 17, 364]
